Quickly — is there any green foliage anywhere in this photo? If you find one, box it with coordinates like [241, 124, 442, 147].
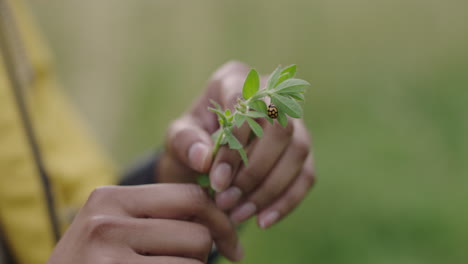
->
[242, 69, 260, 99]
[271, 93, 303, 118]
[207, 65, 310, 166]
[246, 117, 263, 138]
[197, 174, 210, 187]
[276, 64, 297, 85]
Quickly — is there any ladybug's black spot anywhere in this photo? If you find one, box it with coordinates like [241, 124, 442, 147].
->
[267, 104, 279, 119]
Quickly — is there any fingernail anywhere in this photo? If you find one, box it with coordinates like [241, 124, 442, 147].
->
[234, 242, 244, 261]
[211, 163, 232, 192]
[188, 142, 209, 171]
[259, 211, 280, 229]
[230, 202, 256, 224]
[216, 187, 242, 210]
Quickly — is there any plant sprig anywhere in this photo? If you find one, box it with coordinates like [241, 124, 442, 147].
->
[197, 65, 310, 193]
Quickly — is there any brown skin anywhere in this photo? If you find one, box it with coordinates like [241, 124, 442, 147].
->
[48, 61, 315, 263]
[48, 184, 243, 264]
[159, 61, 316, 229]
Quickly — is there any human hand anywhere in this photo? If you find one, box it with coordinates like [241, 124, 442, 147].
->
[158, 61, 316, 229]
[48, 184, 242, 263]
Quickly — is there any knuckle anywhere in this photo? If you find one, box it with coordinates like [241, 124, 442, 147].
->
[185, 184, 212, 212]
[292, 140, 310, 161]
[221, 60, 249, 75]
[211, 61, 249, 82]
[238, 167, 264, 192]
[85, 215, 124, 240]
[86, 186, 117, 208]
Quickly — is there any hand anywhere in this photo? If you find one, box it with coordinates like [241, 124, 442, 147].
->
[48, 184, 243, 263]
[158, 61, 316, 229]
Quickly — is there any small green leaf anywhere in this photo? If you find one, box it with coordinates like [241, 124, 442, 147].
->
[209, 99, 222, 110]
[288, 92, 305, 101]
[211, 128, 222, 142]
[276, 65, 297, 85]
[271, 94, 303, 118]
[226, 133, 242, 150]
[249, 100, 268, 115]
[246, 117, 263, 138]
[220, 134, 228, 145]
[225, 109, 231, 116]
[277, 111, 288, 127]
[208, 107, 224, 117]
[242, 69, 260, 99]
[238, 148, 248, 167]
[197, 174, 210, 187]
[281, 64, 297, 77]
[245, 111, 267, 118]
[234, 114, 247, 128]
[208, 107, 228, 124]
[266, 65, 282, 90]
[273, 79, 310, 94]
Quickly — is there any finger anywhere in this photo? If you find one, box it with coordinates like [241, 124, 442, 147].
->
[140, 257, 203, 264]
[191, 61, 251, 132]
[165, 117, 213, 173]
[215, 118, 294, 210]
[209, 73, 252, 192]
[122, 218, 212, 262]
[95, 184, 243, 262]
[229, 132, 309, 224]
[140, 257, 204, 264]
[122, 254, 204, 264]
[257, 154, 316, 229]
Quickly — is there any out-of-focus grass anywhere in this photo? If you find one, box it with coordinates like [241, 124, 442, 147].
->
[30, 0, 468, 263]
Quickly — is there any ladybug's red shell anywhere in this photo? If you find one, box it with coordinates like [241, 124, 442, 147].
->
[267, 104, 279, 119]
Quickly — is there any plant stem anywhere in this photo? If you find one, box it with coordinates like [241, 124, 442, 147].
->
[212, 129, 224, 158]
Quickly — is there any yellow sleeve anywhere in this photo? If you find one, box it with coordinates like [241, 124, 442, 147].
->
[0, 1, 117, 263]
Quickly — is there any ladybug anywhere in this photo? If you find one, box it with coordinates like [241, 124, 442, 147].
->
[267, 104, 279, 119]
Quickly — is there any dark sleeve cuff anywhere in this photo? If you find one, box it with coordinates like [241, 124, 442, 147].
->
[119, 153, 159, 185]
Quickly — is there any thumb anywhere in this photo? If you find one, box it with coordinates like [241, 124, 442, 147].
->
[165, 116, 214, 173]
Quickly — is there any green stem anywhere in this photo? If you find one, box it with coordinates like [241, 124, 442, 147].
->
[212, 129, 224, 158]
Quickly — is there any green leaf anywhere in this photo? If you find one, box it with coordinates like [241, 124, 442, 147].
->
[273, 78, 310, 94]
[281, 64, 297, 77]
[266, 116, 274, 125]
[266, 65, 282, 90]
[211, 128, 222, 142]
[197, 174, 210, 187]
[226, 133, 242, 150]
[288, 92, 305, 101]
[271, 94, 303, 118]
[246, 117, 263, 138]
[276, 65, 297, 85]
[225, 109, 231, 116]
[277, 111, 288, 127]
[242, 69, 260, 99]
[208, 107, 228, 124]
[220, 134, 228, 145]
[238, 148, 248, 167]
[249, 100, 268, 115]
[245, 111, 267, 118]
[209, 99, 222, 110]
[234, 114, 247, 128]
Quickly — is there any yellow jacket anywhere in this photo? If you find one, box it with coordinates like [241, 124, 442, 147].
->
[0, 0, 116, 263]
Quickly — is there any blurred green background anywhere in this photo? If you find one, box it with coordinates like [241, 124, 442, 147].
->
[28, 0, 467, 263]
